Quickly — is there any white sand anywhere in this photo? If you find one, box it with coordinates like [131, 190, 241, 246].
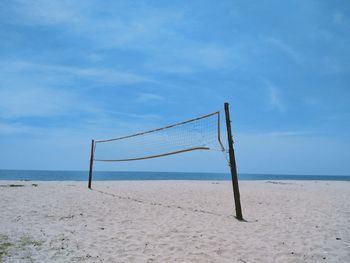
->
[0, 180, 349, 262]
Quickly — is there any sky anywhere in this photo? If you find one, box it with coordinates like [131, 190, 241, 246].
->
[0, 0, 349, 175]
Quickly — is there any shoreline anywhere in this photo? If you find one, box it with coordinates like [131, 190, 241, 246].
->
[1, 170, 350, 182]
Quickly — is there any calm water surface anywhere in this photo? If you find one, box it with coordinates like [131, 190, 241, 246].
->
[0, 170, 349, 181]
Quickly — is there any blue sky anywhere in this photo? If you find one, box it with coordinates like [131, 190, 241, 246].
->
[0, 0, 349, 175]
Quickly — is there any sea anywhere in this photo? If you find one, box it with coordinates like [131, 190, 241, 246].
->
[0, 170, 349, 181]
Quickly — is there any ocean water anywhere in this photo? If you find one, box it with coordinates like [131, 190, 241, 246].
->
[0, 170, 349, 181]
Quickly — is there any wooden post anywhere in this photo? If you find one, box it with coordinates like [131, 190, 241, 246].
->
[88, 139, 94, 189]
[224, 102, 243, 220]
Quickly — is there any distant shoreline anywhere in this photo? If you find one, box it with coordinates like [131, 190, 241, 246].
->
[0, 170, 349, 181]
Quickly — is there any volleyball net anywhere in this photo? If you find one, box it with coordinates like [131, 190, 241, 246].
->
[92, 111, 225, 162]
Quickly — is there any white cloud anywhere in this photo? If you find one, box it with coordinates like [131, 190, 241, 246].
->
[263, 80, 286, 112]
[0, 87, 79, 118]
[136, 93, 165, 103]
[4, 0, 85, 26]
[146, 44, 239, 75]
[0, 60, 165, 135]
[6, 0, 184, 48]
[265, 36, 303, 64]
[6, 61, 150, 85]
[253, 131, 312, 137]
[0, 122, 34, 134]
[2, 1, 240, 74]
[190, 46, 237, 70]
[0, 61, 115, 120]
[70, 67, 149, 85]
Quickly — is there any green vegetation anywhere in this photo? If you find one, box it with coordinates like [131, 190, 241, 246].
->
[0, 234, 43, 262]
[0, 235, 13, 261]
[19, 235, 43, 248]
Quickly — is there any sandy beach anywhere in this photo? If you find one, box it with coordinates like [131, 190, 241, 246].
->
[0, 180, 349, 262]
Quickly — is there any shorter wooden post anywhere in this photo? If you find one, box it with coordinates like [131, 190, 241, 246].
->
[224, 102, 243, 220]
[88, 139, 94, 189]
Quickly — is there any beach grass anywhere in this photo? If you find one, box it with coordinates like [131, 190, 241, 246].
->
[0, 234, 43, 262]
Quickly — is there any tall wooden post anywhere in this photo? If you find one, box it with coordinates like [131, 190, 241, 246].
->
[224, 102, 243, 220]
[88, 139, 94, 189]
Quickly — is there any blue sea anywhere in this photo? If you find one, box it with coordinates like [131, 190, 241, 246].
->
[0, 170, 349, 181]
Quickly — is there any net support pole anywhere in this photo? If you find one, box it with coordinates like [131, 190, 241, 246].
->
[224, 102, 243, 220]
[88, 139, 94, 189]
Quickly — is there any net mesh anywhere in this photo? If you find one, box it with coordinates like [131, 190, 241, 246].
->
[93, 111, 225, 162]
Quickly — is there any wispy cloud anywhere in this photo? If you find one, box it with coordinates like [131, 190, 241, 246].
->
[2, 0, 85, 26]
[2, 1, 239, 75]
[263, 80, 286, 112]
[265, 36, 303, 64]
[0, 87, 80, 118]
[146, 45, 237, 75]
[0, 59, 166, 135]
[136, 92, 165, 103]
[190, 45, 237, 70]
[254, 131, 313, 137]
[4, 61, 151, 86]
[0, 122, 34, 134]
[4, 1, 184, 48]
